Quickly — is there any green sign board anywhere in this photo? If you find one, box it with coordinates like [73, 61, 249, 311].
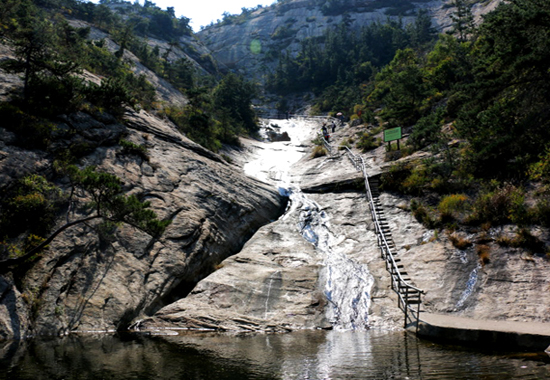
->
[384, 127, 402, 142]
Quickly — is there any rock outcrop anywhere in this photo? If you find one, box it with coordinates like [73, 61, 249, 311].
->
[138, 118, 405, 333]
[0, 107, 285, 339]
[332, 124, 550, 325]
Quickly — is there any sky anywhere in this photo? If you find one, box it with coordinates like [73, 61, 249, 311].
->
[90, 1, 277, 32]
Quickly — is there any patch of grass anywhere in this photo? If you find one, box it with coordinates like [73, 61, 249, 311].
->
[357, 132, 382, 152]
[496, 228, 546, 254]
[438, 193, 470, 222]
[449, 232, 472, 250]
[311, 145, 327, 158]
[467, 183, 527, 226]
[411, 199, 437, 229]
[338, 137, 354, 150]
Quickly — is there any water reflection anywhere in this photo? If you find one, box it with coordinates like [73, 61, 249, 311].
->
[1, 330, 548, 379]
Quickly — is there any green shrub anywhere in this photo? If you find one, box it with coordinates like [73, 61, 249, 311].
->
[402, 164, 433, 195]
[531, 199, 550, 226]
[411, 199, 437, 229]
[380, 161, 412, 192]
[357, 133, 381, 152]
[0, 103, 53, 150]
[438, 193, 470, 221]
[0, 174, 62, 238]
[119, 139, 149, 161]
[85, 78, 135, 114]
[408, 108, 444, 151]
[496, 228, 546, 254]
[468, 182, 527, 226]
[25, 75, 87, 117]
[338, 138, 354, 150]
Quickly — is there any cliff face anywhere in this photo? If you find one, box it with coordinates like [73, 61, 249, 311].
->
[197, 0, 503, 83]
[0, 94, 285, 340]
[140, 118, 405, 333]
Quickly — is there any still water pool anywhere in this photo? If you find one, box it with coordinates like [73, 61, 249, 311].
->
[1, 329, 549, 379]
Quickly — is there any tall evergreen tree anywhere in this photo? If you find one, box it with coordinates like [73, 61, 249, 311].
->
[448, 0, 475, 42]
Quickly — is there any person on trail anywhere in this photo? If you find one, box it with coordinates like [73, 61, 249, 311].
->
[321, 125, 330, 142]
[331, 121, 336, 133]
[337, 112, 345, 126]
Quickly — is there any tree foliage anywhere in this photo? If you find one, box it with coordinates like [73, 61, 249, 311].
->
[448, 0, 476, 42]
[213, 73, 258, 135]
[266, 14, 437, 114]
[165, 73, 258, 151]
[0, 166, 170, 267]
[454, 0, 550, 177]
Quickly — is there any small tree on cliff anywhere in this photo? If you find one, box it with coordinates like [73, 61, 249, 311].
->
[448, 0, 475, 42]
[0, 166, 170, 270]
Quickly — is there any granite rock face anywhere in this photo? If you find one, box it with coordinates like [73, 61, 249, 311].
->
[138, 118, 405, 333]
[0, 109, 285, 339]
[197, 0, 503, 83]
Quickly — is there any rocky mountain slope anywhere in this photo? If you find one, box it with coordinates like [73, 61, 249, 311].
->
[2, 0, 547, 343]
[197, 0, 502, 84]
[0, 76, 285, 339]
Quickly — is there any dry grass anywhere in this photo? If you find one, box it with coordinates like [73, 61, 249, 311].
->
[449, 232, 472, 250]
[311, 145, 327, 158]
[476, 244, 491, 266]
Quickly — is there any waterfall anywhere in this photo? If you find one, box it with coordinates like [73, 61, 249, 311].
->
[287, 187, 374, 330]
[455, 263, 481, 310]
[247, 118, 374, 330]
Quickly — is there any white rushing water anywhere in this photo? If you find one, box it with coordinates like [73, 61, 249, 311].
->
[243, 118, 374, 330]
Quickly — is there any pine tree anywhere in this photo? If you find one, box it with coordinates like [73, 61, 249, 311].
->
[0, 166, 170, 270]
[448, 0, 475, 42]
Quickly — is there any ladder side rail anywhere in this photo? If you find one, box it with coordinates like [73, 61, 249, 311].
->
[344, 147, 424, 328]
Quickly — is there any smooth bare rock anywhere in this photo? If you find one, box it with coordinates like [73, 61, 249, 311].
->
[140, 121, 405, 333]
[0, 275, 31, 340]
[140, 200, 329, 332]
[0, 110, 285, 338]
[139, 181, 405, 332]
[400, 227, 550, 323]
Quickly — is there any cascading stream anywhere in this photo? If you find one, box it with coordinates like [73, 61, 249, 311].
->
[282, 186, 374, 330]
[247, 118, 375, 330]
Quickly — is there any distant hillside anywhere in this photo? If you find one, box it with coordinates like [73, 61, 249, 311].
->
[197, 0, 502, 84]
